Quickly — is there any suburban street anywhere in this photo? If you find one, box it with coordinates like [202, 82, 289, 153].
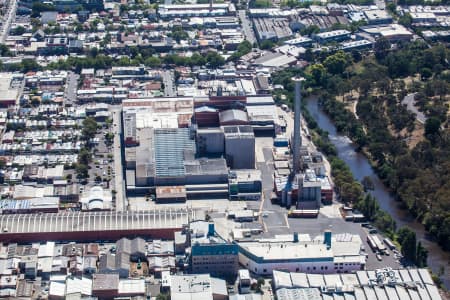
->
[65, 72, 79, 105]
[162, 70, 176, 97]
[0, 0, 17, 43]
[110, 106, 127, 211]
[238, 10, 257, 45]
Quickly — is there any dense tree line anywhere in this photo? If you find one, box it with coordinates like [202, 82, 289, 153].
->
[296, 41, 450, 252]
[272, 68, 396, 236]
[272, 39, 449, 265]
[46, 50, 226, 72]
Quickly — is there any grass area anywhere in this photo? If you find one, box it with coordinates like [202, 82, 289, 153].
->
[251, 0, 271, 8]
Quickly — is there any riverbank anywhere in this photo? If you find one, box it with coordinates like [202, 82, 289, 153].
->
[304, 96, 450, 289]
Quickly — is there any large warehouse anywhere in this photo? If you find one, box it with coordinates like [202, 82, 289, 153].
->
[0, 209, 203, 243]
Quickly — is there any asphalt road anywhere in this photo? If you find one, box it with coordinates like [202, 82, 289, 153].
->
[162, 70, 175, 97]
[401, 93, 427, 124]
[66, 72, 79, 105]
[0, 0, 17, 43]
[238, 10, 257, 45]
[110, 106, 127, 212]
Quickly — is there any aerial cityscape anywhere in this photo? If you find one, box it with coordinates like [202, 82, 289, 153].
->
[0, 0, 448, 298]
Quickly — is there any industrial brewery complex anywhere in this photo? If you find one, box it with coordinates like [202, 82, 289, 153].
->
[0, 0, 446, 298]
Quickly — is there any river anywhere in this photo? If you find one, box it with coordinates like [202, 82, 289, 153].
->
[306, 96, 450, 288]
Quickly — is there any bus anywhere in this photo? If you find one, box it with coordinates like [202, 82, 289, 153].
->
[367, 235, 377, 252]
[372, 235, 387, 253]
[383, 238, 396, 250]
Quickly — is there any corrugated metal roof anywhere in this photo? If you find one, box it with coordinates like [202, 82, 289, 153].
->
[154, 128, 195, 178]
[0, 209, 198, 234]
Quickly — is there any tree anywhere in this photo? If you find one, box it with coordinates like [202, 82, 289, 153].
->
[237, 40, 252, 54]
[374, 37, 390, 61]
[20, 59, 41, 72]
[361, 176, 374, 191]
[169, 26, 189, 43]
[416, 241, 428, 267]
[398, 13, 412, 27]
[0, 44, 12, 56]
[397, 227, 417, 262]
[299, 25, 320, 36]
[256, 277, 265, 293]
[31, 2, 56, 17]
[105, 132, 114, 146]
[230, 40, 253, 60]
[260, 40, 275, 50]
[420, 68, 432, 80]
[307, 64, 327, 86]
[340, 181, 364, 204]
[357, 194, 379, 221]
[78, 148, 92, 165]
[205, 52, 225, 68]
[323, 51, 351, 75]
[374, 211, 396, 234]
[75, 163, 89, 179]
[424, 117, 441, 137]
[11, 26, 26, 36]
[82, 117, 98, 141]
[144, 56, 161, 68]
[156, 293, 170, 300]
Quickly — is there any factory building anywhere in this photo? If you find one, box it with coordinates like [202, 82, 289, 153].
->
[253, 18, 293, 42]
[175, 221, 239, 278]
[223, 125, 255, 169]
[158, 3, 236, 19]
[272, 268, 442, 300]
[237, 231, 366, 276]
[196, 127, 225, 155]
[298, 169, 322, 208]
[228, 170, 262, 201]
[79, 186, 112, 211]
[169, 274, 228, 300]
[364, 9, 393, 25]
[360, 24, 413, 42]
[124, 96, 278, 195]
[123, 98, 230, 196]
[313, 30, 351, 43]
